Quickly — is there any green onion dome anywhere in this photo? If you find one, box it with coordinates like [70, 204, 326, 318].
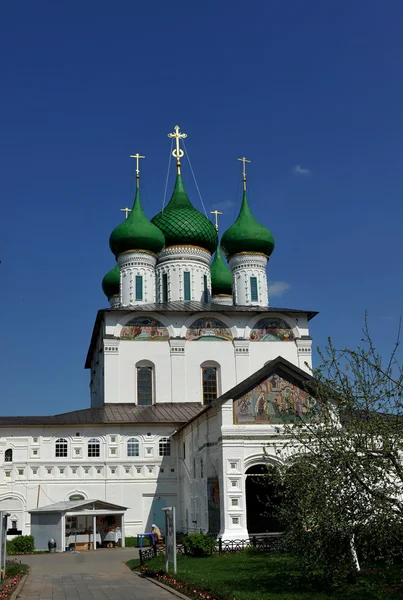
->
[109, 187, 165, 257]
[221, 191, 275, 258]
[151, 175, 218, 254]
[210, 246, 232, 296]
[102, 264, 120, 298]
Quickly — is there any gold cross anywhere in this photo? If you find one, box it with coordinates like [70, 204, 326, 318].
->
[238, 156, 251, 191]
[168, 125, 187, 174]
[210, 210, 223, 232]
[129, 153, 145, 187]
[120, 207, 131, 220]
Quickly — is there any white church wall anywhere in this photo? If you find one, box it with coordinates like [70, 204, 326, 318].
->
[95, 311, 312, 406]
[0, 426, 180, 538]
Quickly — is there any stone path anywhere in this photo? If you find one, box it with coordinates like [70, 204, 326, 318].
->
[15, 549, 176, 600]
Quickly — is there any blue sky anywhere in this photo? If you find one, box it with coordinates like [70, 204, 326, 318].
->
[1, 1, 402, 415]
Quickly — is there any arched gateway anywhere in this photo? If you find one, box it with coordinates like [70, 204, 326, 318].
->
[245, 464, 283, 534]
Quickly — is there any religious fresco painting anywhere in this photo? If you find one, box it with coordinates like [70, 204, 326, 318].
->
[186, 317, 232, 342]
[207, 478, 221, 535]
[234, 373, 311, 424]
[249, 318, 294, 342]
[120, 317, 169, 341]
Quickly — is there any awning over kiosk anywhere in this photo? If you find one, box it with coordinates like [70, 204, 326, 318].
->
[29, 500, 128, 552]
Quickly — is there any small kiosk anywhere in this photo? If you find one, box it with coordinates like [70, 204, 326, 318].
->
[30, 499, 128, 552]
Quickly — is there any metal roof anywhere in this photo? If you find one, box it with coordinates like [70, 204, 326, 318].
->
[0, 403, 204, 427]
[29, 500, 127, 514]
[85, 302, 318, 368]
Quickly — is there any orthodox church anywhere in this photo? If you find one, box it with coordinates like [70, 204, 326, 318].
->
[0, 126, 317, 545]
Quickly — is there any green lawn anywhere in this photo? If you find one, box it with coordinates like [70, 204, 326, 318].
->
[129, 552, 403, 600]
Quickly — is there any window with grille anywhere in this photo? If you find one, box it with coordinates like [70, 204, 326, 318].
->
[203, 274, 208, 303]
[250, 276, 258, 302]
[55, 438, 68, 458]
[135, 275, 143, 301]
[127, 438, 139, 457]
[202, 367, 218, 404]
[5, 449, 12, 462]
[137, 367, 153, 405]
[162, 273, 168, 302]
[88, 438, 100, 458]
[159, 437, 171, 456]
[184, 271, 191, 301]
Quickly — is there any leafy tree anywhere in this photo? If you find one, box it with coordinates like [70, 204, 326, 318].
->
[269, 319, 403, 584]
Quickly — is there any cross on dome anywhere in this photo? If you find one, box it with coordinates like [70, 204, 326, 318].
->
[238, 156, 251, 191]
[129, 153, 145, 188]
[210, 209, 223, 232]
[168, 125, 187, 174]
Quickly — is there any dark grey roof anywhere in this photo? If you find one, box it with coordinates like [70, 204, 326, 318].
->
[0, 403, 204, 427]
[174, 356, 318, 434]
[85, 302, 318, 368]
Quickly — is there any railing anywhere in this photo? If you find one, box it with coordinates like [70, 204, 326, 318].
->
[139, 534, 282, 566]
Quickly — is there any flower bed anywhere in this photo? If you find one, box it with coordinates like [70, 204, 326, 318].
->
[0, 564, 28, 599]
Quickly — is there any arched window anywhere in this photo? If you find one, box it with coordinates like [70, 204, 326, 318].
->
[137, 366, 153, 405]
[55, 438, 68, 458]
[88, 439, 100, 458]
[202, 367, 218, 405]
[127, 438, 139, 457]
[159, 437, 171, 457]
[4, 449, 12, 463]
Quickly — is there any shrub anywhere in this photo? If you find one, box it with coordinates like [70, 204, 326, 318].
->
[7, 535, 35, 555]
[183, 533, 216, 557]
[125, 537, 137, 547]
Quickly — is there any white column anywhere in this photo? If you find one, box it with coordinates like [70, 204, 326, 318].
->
[121, 514, 125, 547]
[296, 336, 313, 373]
[92, 514, 97, 550]
[156, 246, 211, 303]
[229, 253, 269, 307]
[61, 514, 65, 552]
[233, 340, 250, 383]
[169, 339, 186, 402]
[103, 340, 120, 404]
[118, 251, 157, 306]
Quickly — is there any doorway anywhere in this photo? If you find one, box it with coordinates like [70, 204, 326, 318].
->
[245, 464, 283, 534]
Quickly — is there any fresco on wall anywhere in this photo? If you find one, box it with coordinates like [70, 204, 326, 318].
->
[120, 317, 169, 341]
[249, 318, 294, 342]
[186, 317, 232, 341]
[207, 478, 220, 535]
[234, 373, 311, 424]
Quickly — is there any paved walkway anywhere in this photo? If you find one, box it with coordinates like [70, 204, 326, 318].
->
[15, 549, 176, 600]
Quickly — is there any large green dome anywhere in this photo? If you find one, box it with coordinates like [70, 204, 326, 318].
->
[221, 191, 275, 258]
[151, 175, 218, 254]
[109, 187, 165, 257]
[210, 246, 232, 296]
[102, 264, 120, 298]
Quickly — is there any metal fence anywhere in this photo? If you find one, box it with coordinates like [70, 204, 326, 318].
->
[139, 534, 282, 566]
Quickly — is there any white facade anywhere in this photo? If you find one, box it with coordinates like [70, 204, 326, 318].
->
[90, 309, 312, 407]
[118, 251, 157, 306]
[155, 246, 212, 303]
[229, 253, 269, 307]
[0, 427, 178, 537]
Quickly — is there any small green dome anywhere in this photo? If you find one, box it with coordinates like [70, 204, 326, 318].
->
[221, 191, 275, 258]
[211, 246, 232, 296]
[151, 175, 218, 254]
[102, 264, 120, 298]
[109, 187, 165, 257]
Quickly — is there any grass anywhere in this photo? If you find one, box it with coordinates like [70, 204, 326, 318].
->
[127, 552, 403, 600]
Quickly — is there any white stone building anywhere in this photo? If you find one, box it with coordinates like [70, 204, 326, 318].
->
[0, 128, 318, 543]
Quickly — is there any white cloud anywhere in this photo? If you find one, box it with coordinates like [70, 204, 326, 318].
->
[269, 281, 291, 297]
[293, 165, 311, 176]
[211, 200, 236, 211]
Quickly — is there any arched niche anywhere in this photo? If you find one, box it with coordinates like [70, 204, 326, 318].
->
[184, 315, 233, 342]
[118, 316, 170, 341]
[245, 463, 284, 534]
[248, 316, 296, 342]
